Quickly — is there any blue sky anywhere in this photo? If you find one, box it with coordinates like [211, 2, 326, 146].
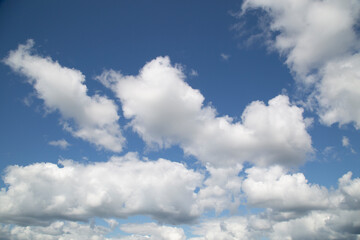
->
[1, 0, 360, 239]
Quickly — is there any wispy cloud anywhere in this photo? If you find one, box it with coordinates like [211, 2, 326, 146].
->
[48, 139, 70, 149]
[220, 53, 230, 60]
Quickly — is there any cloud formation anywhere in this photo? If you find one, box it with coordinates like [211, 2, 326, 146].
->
[98, 57, 312, 168]
[120, 222, 186, 240]
[48, 139, 70, 149]
[241, 0, 360, 129]
[0, 153, 202, 226]
[242, 166, 330, 212]
[4, 40, 125, 152]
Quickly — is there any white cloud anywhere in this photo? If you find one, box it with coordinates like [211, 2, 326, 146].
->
[120, 222, 186, 240]
[338, 171, 360, 210]
[317, 53, 360, 129]
[197, 164, 243, 214]
[190, 209, 360, 240]
[97, 57, 312, 168]
[4, 40, 125, 152]
[342, 136, 350, 147]
[0, 152, 203, 225]
[48, 139, 70, 149]
[190, 217, 253, 240]
[190, 69, 198, 77]
[241, 0, 360, 129]
[242, 166, 331, 212]
[0, 221, 114, 240]
[242, 0, 360, 78]
[269, 210, 360, 240]
[220, 53, 230, 61]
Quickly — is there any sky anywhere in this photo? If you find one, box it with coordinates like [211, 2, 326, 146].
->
[0, 0, 360, 239]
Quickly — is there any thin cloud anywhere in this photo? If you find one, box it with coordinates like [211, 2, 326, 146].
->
[220, 53, 230, 60]
[48, 139, 70, 149]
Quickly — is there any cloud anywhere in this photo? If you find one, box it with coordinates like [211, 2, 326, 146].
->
[317, 53, 360, 128]
[48, 139, 70, 149]
[190, 217, 254, 240]
[197, 164, 243, 214]
[269, 210, 360, 240]
[189, 69, 198, 77]
[220, 53, 230, 61]
[0, 221, 114, 240]
[4, 40, 125, 152]
[97, 56, 312, 168]
[242, 166, 330, 212]
[190, 209, 360, 240]
[342, 136, 350, 147]
[241, 0, 360, 78]
[120, 222, 186, 240]
[0, 152, 203, 226]
[241, 0, 360, 129]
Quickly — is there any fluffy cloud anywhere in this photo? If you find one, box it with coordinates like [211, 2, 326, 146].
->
[4, 40, 125, 152]
[120, 222, 186, 240]
[0, 221, 114, 240]
[269, 210, 360, 240]
[242, 166, 330, 212]
[241, 0, 360, 129]
[242, 0, 360, 78]
[190, 209, 360, 240]
[338, 171, 360, 210]
[190, 217, 253, 240]
[196, 164, 243, 214]
[97, 57, 312, 167]
[317, 53, 360, 128]
[0, 152, 203, 226]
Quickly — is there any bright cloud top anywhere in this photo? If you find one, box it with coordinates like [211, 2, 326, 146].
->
[4, 40, 125, 152]
[241, 0, 360, 129]
[98, 56, 312, 168]
[0, 152, 203, 226]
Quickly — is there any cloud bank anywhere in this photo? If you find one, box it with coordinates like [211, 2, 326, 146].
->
[0, 153, 202, 226]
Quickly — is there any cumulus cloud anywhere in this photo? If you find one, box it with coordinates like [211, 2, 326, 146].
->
[317, 54, 360, 128]
[97, 56, 312, 168]
[0, 221, 114, 240]
[120, 222, 186, 240]
[48, 139, 70, 149]
[197, 164, 243, 214]
[242, 166, 330, 212]
[190, 209, 360, 240]
[241, 0, 360, 129]
[241, 0, 360, 78]
[269, 210, 360, 240]
[190, 217, 254, 240]
[4, 40, 125, 152]
[0, 152, 203, 226]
